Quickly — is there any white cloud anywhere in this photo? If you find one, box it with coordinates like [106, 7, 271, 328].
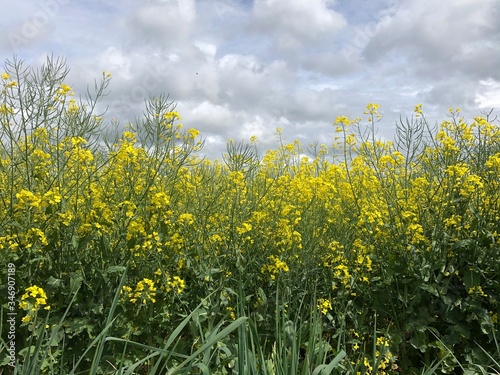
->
[252, 0, 347, 52]
[0, 0, 499, 159]
[475, 79, 500, 109]
[190, 100, 233, 130]
[127, 0, 197, 47]
[194, 41, 217, 62]
[99, 47, 132, 80]
[364, 0, 499, 71]
[239, 116, 276, 141]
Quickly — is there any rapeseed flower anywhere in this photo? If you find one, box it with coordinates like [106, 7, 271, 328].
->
[261, 255, 289, 280]
[0, 104, 14, 115]
[166, 275, 185, 294]
[20, 286, 50, 323]
[57, 83, 72, 96]
[124, 278, 157, 304]
[317, 298, 332, 315]
[414, 103, 423, 116]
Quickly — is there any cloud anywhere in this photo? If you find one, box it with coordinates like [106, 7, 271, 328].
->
[239, 115, 277, 142]
[252, 0, 347, 54]
[363, 0, 500, 80]
[189, 100, 234, 132]
[124, 0, 197, 48]
[0, 0, 498, 159]
[475, 79, 500, 110]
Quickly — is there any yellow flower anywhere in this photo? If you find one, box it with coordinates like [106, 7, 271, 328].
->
[317, 298, 332, 315]
[236, 222, 252, 235]
[261, 255, 289, 280]
[334, 115, 351, 126]
[377, 336, 390, 347]
[364, 102, 380, 116]
[0, 104, 14, 115]
[363, 357, 373, 373]
[187, 128, 200, 139]
[414, 103, 423, 115]
[20, 286, 49, 312]
[67, 99, 79, 114]
[468, 286, 488, 297]
[166, 276, 186, 294]
[491, 312, 498, 324]
[164, 111, 182, 121]
[15, 190, 42, 209]
[58, 83, 72, 95]
[126, 278, 157, 304]
[178, 213, 194, 225]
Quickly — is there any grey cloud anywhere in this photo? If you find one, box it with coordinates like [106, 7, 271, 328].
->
[363, 0, 500, 78]
[1, 0, 498, 160]
[251, 0, 347, 56]
[301, 51, 360, 77]
[423, 79, 479, 109]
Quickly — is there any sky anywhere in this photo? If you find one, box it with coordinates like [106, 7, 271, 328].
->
[1, 0, 499, 159]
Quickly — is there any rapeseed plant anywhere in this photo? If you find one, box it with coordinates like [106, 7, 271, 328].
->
[261, 255, 290, 280]
[2, 56, 499, 374]
[19, 286, 50, 325]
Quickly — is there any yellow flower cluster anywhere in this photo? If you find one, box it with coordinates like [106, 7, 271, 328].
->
[261, 255, 289, 280]
[317, 298, 332, 315]
[19, 285, 50, 323]
[122, 278, 157, 304]
[55, 83, 74, 99]
[19, 285, 50, 311]
[352, 336, 394, 375]
[2, 91, 499, 370]
[1, 72, 17, 90]
[468, 285, 488, 297]
[166, 275, 186, 295]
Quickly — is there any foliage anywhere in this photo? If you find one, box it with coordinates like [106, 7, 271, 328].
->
[0, 57, 499, 374]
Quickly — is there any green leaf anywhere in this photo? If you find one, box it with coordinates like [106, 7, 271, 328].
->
[70, 271, 83, 293]
[410, 330, 429, 353]
[71, 235, 80, 250]
[452, 239, 474, 251]
[312, 349, 346, 375]
[168, 317, 249, 374]
[104, 266, 127, 275]
[456, 322, 471, 339]
[419, 283, 439, 297]
[463, 270, 481, 290]
[49, 327, 65, 346]
[284, 320, 295, 346]
[257, 287, 267, 305]
[46, 276, 64, 289]
[99, 234, 110, 252]
[64, 317, 95, 338]
[193, 363, 210, 375]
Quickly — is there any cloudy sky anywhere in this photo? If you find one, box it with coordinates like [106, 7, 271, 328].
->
[1, 0, 499, 159]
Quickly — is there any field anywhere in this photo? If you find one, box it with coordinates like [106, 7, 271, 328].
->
[1, 57, 499, 374]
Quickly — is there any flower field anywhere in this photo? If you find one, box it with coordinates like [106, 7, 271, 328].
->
[1, 57, 500, 374]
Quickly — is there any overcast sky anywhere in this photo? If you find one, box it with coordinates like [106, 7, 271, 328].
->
[2, 0, 499, 159]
